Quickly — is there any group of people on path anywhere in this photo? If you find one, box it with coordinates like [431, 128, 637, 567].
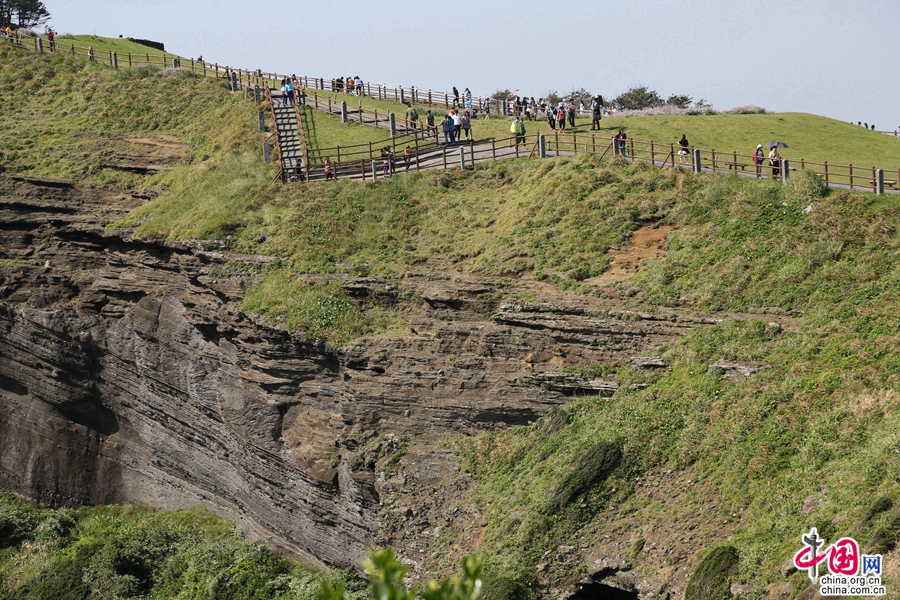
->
[437, 109, 473, 144]
[332, 76, 364, 95]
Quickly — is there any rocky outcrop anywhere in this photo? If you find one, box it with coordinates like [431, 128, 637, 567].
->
[0, 175, 700, 574]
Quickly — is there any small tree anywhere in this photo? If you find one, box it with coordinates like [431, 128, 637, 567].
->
[562, 87, 593, 107]
[612, 86, 663, 110]
[665, 94, 693, 109]
[491, 89, 513, 101]
[543, 90, 561, 105]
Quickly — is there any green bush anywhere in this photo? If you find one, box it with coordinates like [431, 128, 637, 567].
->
[785, 169, 827, 203]
[685, 545, 739, 600]
[479, 569, 534, 600]
[547, 441, 621, 511]
[0, 491, 37, 549]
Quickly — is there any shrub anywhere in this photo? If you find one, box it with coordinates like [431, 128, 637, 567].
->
[547, 441, 621, 511]
[0, 492, 36, 549]
[785, 169, 827, 203]
[685, 545, 739, 600]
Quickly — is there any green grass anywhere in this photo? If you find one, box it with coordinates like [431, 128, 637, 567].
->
[0, 44, 260, 186]
[51, 35, 185, 61]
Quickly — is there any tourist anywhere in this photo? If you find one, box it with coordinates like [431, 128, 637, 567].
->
[753, 144, 764, 174]
[567, 101, 576, 128]
[405, 104, 419, 130]
[404, 146, 414, 171]
[677, 134, 689, 164]
[511, 117, 526, 147]
[615, 129, 627, 156]
[324, 157, 334, 180]
[461, 111, 472, 140]
[557, 105, 566, 131]
[591, 96, 603, 130]
[452, 86, 460, 105]
[768, 145, 780, 177]
[451, 110, 461, 144]
[440, 114, 451, 144]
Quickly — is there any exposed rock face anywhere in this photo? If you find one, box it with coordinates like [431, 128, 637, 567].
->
[0, 175, 698, 576]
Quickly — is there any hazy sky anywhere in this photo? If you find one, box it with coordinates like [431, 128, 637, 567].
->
[47, 0, 899, 130]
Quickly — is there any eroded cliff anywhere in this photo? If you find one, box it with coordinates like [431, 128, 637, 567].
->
[0, 174, 704, 587]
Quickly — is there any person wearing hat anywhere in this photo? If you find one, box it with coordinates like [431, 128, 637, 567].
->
[753, 144, 764, 175]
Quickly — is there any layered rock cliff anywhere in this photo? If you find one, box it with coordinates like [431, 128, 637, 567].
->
[0, 175, 701, 583]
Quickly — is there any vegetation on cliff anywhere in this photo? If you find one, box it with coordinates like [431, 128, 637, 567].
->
[0, 493, 366, 599]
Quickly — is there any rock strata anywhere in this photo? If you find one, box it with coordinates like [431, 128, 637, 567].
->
[0, 175, 701, 579]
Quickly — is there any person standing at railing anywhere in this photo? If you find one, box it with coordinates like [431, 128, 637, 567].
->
[324, 157, 334, 180]
[404, 146, 414, 171]
[753, 144, 764, 174]
[453, 87, 460, 106]
[768, 146, 780, 177]
[355, 76, 363, 96]
[677, 134, 689, 164]
[464, 88, 472, 109]
[614, 129, 627, 156]
[46, 29, 54, 52]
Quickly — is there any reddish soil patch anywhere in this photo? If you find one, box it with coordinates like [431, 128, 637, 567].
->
[586, 224, 671, 285]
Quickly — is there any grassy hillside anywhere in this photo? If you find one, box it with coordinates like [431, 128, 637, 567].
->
[0, 492, 364, 600]
[0, 44, 263, 186]
[6, 39, 900, 598]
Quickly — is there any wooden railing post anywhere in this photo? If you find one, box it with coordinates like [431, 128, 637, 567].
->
[849, 164, 854, 190]
[824, 162, 829, 186]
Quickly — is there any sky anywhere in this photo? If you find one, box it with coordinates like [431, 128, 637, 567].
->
[46, 0, 900, 130]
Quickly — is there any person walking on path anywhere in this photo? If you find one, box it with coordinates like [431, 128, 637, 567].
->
[46, 29, 54, 52]
[405, 105, 419, 130]
[753, 144, 764, 175]
[464, 87, 472, 108]
[768, 145, 781, 177]
[426, 110, 436, 135]
[557, 106, 567, 132]
[546, 106, 556, 130]
[453, 86, 460, 106]
[567, 101, 576, 128]
[677, 134, 689, 164]
[460, 111, 472, 140]
[440, 114, 451, 144]
[451, 110, 461, 144]
[511, 117, 526, 147]
[404, 146, 414, 171]
[324, 157, 334, 180]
